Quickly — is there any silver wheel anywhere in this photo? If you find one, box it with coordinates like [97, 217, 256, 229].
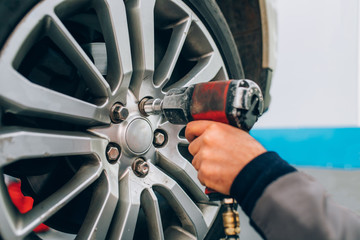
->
[0, 0, 231, 239]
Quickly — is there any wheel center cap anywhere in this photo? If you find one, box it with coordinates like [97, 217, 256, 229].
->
[125, 118, 153, 154]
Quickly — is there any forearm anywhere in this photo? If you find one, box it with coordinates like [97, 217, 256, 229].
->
[231, 152, 360, 240]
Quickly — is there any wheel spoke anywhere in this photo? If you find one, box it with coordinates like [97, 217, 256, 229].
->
[0, 128, 108, 168]
[125, 0, 156, 96]
[20, 163, 102, 238]
[156, 122, 207, 202]
[150, 164, 208, 239]
[166, 52, 224, 90]
[178, 137, 189, 146]
[197, 203, 221, 228]
[154, 18, 192, 88]
[141, 188, 165, 240]
[107, 170, 141, 240]
[157, 151, 207, 200]
[94, 0, 133, 102]
[0, 171, 19, 240]
[47, 14, 111, 98]
[164, 226, 196, 240]
[77, 171, 119, 239]
[0, 66, 109, 126]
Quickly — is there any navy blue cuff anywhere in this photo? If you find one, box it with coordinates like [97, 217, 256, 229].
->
[230, 151, 297, 216]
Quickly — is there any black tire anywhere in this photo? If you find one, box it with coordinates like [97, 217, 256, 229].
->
[0, 1, 247, 239]
[182, 0, 244, 80]
[0, 0, 40, 49]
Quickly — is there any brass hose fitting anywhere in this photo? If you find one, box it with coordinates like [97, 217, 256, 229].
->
[221, 198, 240, 239]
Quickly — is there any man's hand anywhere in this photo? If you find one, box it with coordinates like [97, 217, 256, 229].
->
[185, 120, 266, 195]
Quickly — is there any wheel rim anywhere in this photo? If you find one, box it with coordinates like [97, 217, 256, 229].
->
[0, 0, 229, 239]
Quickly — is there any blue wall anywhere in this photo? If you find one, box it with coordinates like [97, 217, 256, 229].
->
[251, 128, 360, 169]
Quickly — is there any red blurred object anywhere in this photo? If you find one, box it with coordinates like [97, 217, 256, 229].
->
[7, 181, 49, 233]
[205, 187, 217, 195]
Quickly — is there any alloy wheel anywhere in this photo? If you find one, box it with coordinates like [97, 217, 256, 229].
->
[0, 0, 229, 239]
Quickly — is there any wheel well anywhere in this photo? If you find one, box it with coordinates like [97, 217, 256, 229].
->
[216, 0, 272, 110]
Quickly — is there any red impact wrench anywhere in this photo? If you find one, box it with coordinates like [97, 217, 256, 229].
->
[139, 79, 264, 239]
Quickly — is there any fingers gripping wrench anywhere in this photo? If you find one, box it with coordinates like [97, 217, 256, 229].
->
[139, 79, 264, 239]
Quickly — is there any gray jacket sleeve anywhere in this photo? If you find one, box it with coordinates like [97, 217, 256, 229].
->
[230, 152, 360, 240]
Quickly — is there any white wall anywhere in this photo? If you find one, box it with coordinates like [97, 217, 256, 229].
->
[257, 0, 359, 128]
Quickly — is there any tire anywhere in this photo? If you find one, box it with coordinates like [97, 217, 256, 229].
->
[216, 0, 273, 110]
[0, 0, 243, 239]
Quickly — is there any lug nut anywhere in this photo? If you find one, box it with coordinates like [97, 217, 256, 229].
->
[110, 103, 129, 123]
[132, 158, 149, 177]
[106, 144, 120, 163]
[153, 130, 167, 147]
